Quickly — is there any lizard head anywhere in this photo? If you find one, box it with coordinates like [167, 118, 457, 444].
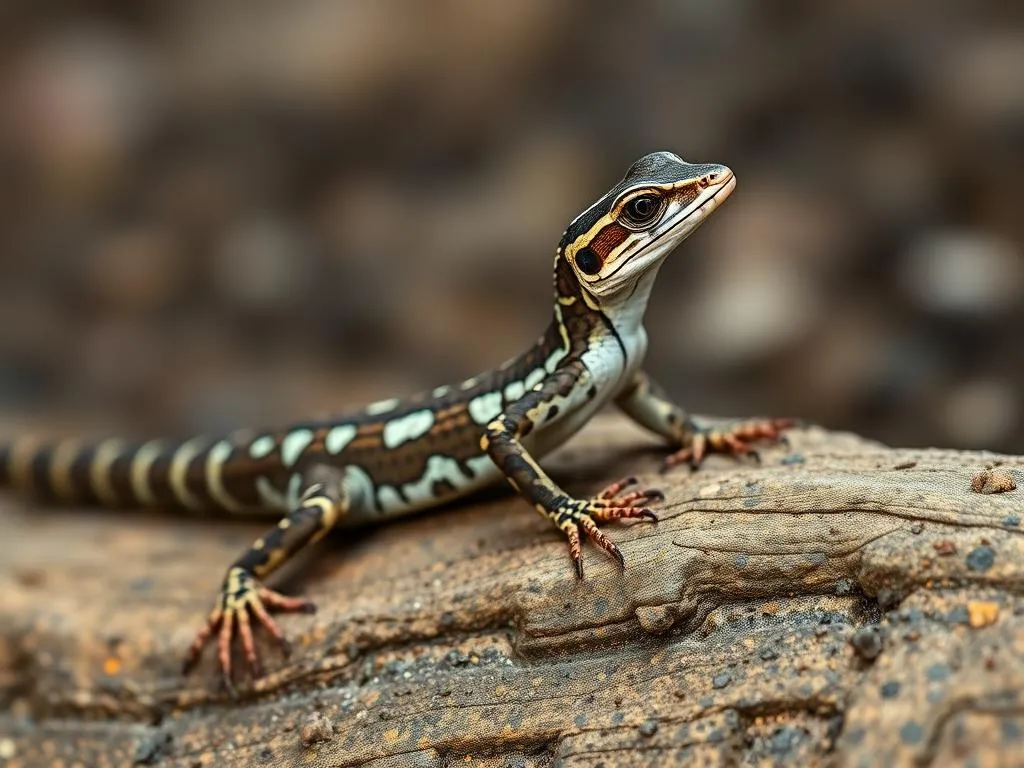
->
[559, 151, 735, 306]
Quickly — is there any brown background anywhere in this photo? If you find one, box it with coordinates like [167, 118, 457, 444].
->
[0, 0, 1022, 452]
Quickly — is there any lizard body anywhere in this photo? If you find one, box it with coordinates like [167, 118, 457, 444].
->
[0, 152, 792, 689]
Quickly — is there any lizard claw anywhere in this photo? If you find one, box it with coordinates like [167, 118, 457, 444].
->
[553, 479, 663, 578]
[596, 475, 665, 508]
[182, 567, 314, 691]
[662, 417, 796, 472]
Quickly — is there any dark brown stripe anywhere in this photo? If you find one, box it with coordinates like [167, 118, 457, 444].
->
[144, 450, 181, 508]
[588, 222, 630, 259]
[181, 440, 220, 511]
[68, 445, 101, 505]
[29, 446, 56, 501]
[108, 448, 141, 506]
[220, 452, 276, 509]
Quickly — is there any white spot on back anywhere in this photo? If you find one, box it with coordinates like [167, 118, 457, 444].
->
[545, 348, 566, 373]
[503, 380, 525, 403]
[465, 454, 495, 477]
[377, 485, 405, 514]
[249, 435, 276, 459]
[365, 398, 400, 416]
[524, 366, 547, 392]
[281, 429, 314, 467]
[256, 476, 288, 510]
[286, 473, 304, 506]
[468, 391, 503, 425]
[325, 424, 358, 454]
[372, 453, 501, 517]
[460, 377, 478, 391]
[432, 385, 452, 398]
[382, 409, 435, 449]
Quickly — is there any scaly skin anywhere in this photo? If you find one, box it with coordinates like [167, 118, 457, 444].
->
[0, 152, 794, 693]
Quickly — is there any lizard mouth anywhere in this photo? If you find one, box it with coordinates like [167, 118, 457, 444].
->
[638, 170, 736, 253]
[692, 170, 736, 220]
[710, 172, 736, 206]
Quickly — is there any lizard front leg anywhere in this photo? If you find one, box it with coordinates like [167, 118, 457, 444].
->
[182, 464, 349, 693]
[483, 363, 659, 578]
[615, 370, 795, 470]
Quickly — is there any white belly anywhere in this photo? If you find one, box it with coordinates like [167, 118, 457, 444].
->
[530, 328, 646, 459]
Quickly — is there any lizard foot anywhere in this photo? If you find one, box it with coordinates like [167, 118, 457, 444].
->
[662, 417, 798, 472]
[554, 479, 661, 579]
[181, 566, 315, 695]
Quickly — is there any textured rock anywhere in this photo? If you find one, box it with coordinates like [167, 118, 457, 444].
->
[2, 414, 1024, 767]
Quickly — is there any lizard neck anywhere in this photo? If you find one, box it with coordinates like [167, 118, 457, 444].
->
[551, 248, 655, 365]
[595, 265, 660, 342]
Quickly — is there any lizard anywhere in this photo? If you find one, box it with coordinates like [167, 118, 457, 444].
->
[0, 151, 793, 691]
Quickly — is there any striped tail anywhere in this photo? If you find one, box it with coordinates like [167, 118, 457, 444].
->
[0, 435, 290, 515]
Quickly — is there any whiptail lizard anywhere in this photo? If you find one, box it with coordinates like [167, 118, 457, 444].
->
[0, 152, 793, 692]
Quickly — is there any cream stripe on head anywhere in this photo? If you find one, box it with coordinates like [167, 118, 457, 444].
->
[559, 153, 733, 302]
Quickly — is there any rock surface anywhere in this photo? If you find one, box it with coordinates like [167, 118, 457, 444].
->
[2, 415, 1024, 767]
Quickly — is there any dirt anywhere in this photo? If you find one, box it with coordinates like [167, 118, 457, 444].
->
[2, 415, 1023, 767]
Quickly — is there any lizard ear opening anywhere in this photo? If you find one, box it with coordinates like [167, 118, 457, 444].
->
[574, 247, 602, 275]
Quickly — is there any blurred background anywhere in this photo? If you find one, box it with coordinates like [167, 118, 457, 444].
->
[0, 0, 1021, 452]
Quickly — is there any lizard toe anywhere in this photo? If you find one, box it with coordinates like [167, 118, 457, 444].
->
[182, 568, 313, 689]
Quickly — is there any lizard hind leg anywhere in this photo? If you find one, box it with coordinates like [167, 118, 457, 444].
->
[662, 417, 798, 471]
[181, 464, 349, 694]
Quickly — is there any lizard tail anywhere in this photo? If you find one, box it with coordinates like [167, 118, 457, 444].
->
[0, 435, 284, 514]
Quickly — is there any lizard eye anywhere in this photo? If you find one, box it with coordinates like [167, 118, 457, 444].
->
[621, 194, 664, 228]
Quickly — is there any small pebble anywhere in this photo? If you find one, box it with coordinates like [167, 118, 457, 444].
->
[639, 717, 659, 737]
[933, 540, 957, 556]
[132, 732, 173, 766]
[971, 469, 1016, 494]
[966, 545, 996, 572]
[880, 680, 901, 699]
[850, 626, 885, 661]
[299, 711, 334, 746]
[967, 601, 1000, 628]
